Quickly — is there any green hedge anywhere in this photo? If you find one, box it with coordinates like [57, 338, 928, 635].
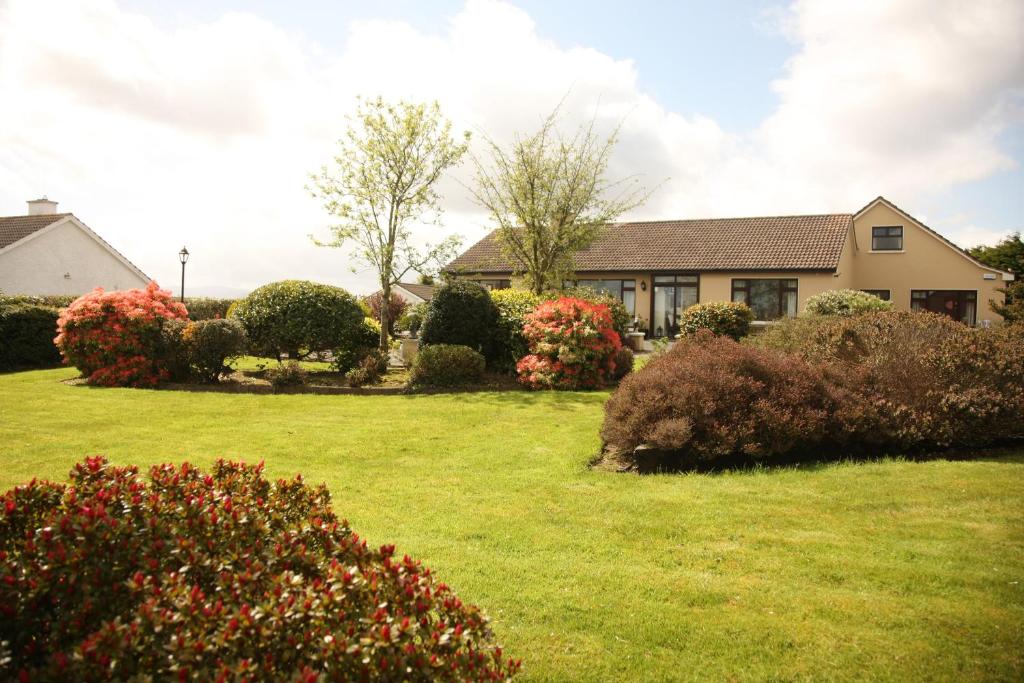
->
[410, 344, 486, 387]
[0, 304, 61, 371]
[183, 297, 236, 321]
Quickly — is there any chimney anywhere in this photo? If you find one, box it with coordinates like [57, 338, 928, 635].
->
[27, 196, 58, 215]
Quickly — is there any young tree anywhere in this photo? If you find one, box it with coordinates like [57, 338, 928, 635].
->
[310, 98, 469, 350]
[470, 105, 653, 294]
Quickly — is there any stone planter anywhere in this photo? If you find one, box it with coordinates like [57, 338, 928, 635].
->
[625, 331, 646, 352]
[399, 337, 420, 365]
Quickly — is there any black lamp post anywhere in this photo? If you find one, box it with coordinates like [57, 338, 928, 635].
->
[178, 246, 189, 303]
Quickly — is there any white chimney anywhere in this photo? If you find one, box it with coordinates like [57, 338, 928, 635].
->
[27, 196, 58, 215]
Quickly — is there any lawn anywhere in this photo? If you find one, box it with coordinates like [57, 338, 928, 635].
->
[1, 367, 1022, 681]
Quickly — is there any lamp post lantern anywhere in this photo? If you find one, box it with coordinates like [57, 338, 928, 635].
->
[178, 247, 189, 303]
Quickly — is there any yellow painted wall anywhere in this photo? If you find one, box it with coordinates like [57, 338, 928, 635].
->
[850, 202, 1008, 323]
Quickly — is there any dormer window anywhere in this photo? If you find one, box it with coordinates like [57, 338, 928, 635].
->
[872, 226, 903, 251]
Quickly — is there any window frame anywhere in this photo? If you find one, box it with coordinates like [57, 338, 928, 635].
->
[565, 278, 638, 315]
[731, 278, 799, 320]
[648, 273, 700, 338]
[871, 226, 904, 252]
[477, 279, 511, 291]
[911, 289, 977, 326]
[861, 289, 891, 301]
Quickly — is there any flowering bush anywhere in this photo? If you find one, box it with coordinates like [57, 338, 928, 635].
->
[803, 289, 893, 316]
[678, 301, 754, 340]
[517, 297, 621, 390]
[54, 282, 189, 387]
[0, 457, 520, 681]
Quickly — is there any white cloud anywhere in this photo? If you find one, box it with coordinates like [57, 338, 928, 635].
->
[0, 0, 1020, 294]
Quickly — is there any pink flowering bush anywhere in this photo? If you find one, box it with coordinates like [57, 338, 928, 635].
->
[54, 282, 188, 387]
[0, 457, 520, 682]
[516, 297, 622, 390]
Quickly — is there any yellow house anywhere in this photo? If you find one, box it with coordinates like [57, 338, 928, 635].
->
[445, 196, 1015, 336]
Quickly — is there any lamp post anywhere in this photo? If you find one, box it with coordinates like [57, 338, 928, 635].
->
[178, 246, 189, 303]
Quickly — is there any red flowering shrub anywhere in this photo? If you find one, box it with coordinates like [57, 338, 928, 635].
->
[0, 457, 520, 682]
[516, 297, 621, 390]
[54, 282, 188, 387]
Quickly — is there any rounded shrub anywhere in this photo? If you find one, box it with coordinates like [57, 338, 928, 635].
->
[0, 303, 61, 371]
[517, 297, 622, 390]
[409, 344, 486, 388]
[0, 457, 519, 681]
[490, 288, 541, 373]
[804, 289, 893, 317]
[611, 346, 634, 381]
[55, 282, 189, 387]
[419, 281, 499, 361]
[184, 318, 248, 383]
[678, 301, 753, 340]
[332, 317, 382, 375]
[231, 281, 364, 361]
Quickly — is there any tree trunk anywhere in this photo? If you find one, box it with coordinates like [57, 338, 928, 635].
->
[379, 282, 391, 352]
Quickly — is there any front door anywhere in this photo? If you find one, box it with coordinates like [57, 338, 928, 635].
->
[911, 290, 977, 325]
[651, 274, 699, 337]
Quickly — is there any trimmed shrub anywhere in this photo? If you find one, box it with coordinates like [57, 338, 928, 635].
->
[744, 315, 828, 354]
[231, 281, 365, 361]
[365, 291, 408, 335]
[490, 288, 541, 373]
[409, 344, 486, 388]
[55, 283, 189, 387]
[602, 332, 851, 468]
[678, 301, 753, 340]
[0, 457, 519, 681]
[0, 303, 61, 371]
[0, 294, 77, 309]
[332, 317, 381, 375]
[346, 350, 388, 387]
[517, 297, 622, 390]
[183, 297, 236, 321]
[419, 281, 500, 361]
[184, 318, 248, 383]
[803, 289, 894, 317]
[266, 360, 307, 390]
[611, 346, 634, 381]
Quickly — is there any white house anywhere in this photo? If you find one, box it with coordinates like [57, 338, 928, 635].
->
[0, 198, 149, 296]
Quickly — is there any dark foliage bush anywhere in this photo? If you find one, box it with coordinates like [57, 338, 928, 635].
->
[332, 318, 381, 375]
[0, 303, 61, 371]
[183, 297, 236, 321]
[185, 318, 248, 383]
[231, 281, 364, 361]
[611, 346, 634, 381]
[410, 344, 486, 388]
[346, 350, 388, 387]
[266, 360, 308, 390]
[0, 457, 519, 681]
[419, 281, 500, 362]
[678, 301, 753, 340]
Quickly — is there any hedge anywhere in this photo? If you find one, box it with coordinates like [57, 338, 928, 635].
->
[0, 303, 61, 371]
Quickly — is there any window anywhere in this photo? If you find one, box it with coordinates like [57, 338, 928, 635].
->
[651, 275, 699, 337]
[871, 226, 903, 251]
[567, 279, 637, 314]
[911, 290, 976, 325]
[731, 279, 798, 320]
[477, 279, 511, 291]
[861, 289, 891, 301]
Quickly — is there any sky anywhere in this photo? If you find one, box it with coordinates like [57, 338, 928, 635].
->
[0, 0, 1021, 297]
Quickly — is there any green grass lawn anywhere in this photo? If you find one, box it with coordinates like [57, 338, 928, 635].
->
[2, 367, 1022, 681]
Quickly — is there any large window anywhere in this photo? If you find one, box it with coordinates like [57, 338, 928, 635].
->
[731, 279, 798, 320]
[861, 289, 891, 301]
[872, 226, 903, 251]
[911, 290, 976, 325]
[567, 279, 636, 315]
[476, 279, 511, 291]
[651, 274, 698, 337]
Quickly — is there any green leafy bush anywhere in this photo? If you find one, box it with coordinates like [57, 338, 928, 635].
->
[183, 297, 236, 321]
[266, 360, 308, 390]
[0, 457, 519, 681]
[409, 344, 486, 388]
[332, 317, 381, 375]
[231, 281, 364, 361]
[0, 303, 61, 371]
[184, 318, 248, 383]
[803, 289, 893, 317]
[490, 288, 541, 373]
[397, 301, 429, 336]
[0, 294, 77, 309]
[419, 281, 499, 362]
[346, 350, 388, 387]
[678, 301, 753, 340]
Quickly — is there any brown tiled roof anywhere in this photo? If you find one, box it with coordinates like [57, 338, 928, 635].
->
[0, 213, 71, 250]
[446, 214, 853, 274]
[395, 282, 437, 301]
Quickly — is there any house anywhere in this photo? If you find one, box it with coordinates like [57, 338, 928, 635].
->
[370, 282, 438, 306]
[445, 196, 1015, 335]
[0, 198, 149, 296]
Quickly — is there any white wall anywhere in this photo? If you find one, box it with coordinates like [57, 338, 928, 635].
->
[0, 220, 149, 295]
